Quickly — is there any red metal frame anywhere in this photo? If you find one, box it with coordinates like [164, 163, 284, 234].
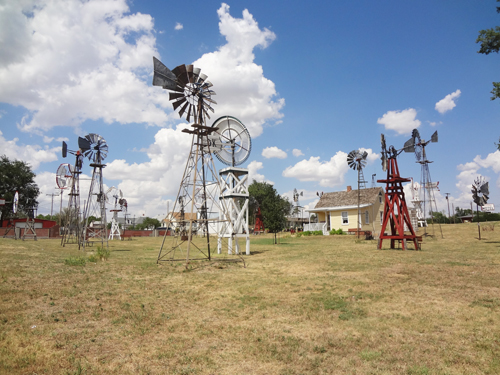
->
[377, 157, 418, 250]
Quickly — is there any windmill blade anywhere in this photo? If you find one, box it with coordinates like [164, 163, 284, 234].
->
[381, 154, 387, 172]
[172, 97, 187, 111]
[186, 104, 192, 123]
[197, 72, 208, 84]
[403, 137, 415, 153]
[431, 130, 438, 143]
[152, 57, 177, 90]
[172, 64, 189, 86]
[347, 150, 359, 170]
[361, 151, 368, 160]
[412, 129, 420, 141]
[480, 181, 489, 195]
[62, 141, 68, 158]
[381, 134, 387, 152]
[178, 101, 190, 118]
[169, 92, 185, 101]
[78, 136, 91, 153]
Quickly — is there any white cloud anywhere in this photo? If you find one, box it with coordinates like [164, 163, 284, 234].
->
[174, 22, 183, 30]
[292, 149, 304, 157]
[282, 152, 349, 187]
[247, 160, 273, 184]
[193, 3, 284, 138]
[435, 90, 461, 114]
[0, 0, 169, 133]
[262, 146, 287, 159]
[0, 130, 59, 170]
[377, 108, 421, 135]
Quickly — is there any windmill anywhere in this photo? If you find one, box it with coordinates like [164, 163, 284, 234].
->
[377, 134, 419, 250]
[153, 57, 240, 263]
[56, 163, 72, 224]
[292, 188, 303, 218]
[404, 129, 442, 237]
[80, 133, 109, 250]
[347, 149, 368, 238]
[2, 191, 19, 238]
[472, 176, 489, 240]
[212, 116, 252, 255]
[61, 140, 84, 247]
[106, 187, 124, 240]
[22, 197, 38, 241]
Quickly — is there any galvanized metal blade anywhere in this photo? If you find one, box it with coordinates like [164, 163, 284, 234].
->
[178, 101, 190, 118]
[152, 57, 177, 90]
[172, 97, 187, 111]
[169, 92, 185, 101]
[431, 130, 438, 143]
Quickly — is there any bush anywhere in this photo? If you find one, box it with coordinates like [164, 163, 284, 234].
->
[88, 254, 99, 263]
[302, 231, 312, 236]
[329, 228, 345, 235]
[96, 246, 110, 261]
[313, 230, 323, 236]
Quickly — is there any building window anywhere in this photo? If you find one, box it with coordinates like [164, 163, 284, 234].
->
[342, 211, 348, 225]
[380, 211, 383, 225]
[365, 211, 369, 224]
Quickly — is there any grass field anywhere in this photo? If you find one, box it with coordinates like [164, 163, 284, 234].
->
[1, 223, 499, 374]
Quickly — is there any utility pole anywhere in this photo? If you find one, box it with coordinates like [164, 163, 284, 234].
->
[46, 192, 59, 218]
[445, 193, 451, 221]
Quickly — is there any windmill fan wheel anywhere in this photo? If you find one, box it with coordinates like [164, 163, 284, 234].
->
[347, 150, 367, 171]
[211, 116, 252, 166]
[152, 57, 216, 124]
[78, 133, 108, 163]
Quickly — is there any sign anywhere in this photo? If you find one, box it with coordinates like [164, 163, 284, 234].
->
[481, 203, 495, 212]
[0, 198, 5, 206]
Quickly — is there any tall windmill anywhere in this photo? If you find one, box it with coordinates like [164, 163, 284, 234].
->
[293, 188, 303, 218]
[472, 176, 489, 240]
[212, 116, 252, 255]
[61, 141, 84, 247]
[404, 129, 442, 237]
[80, 134, 109, 250]
[377, 135, 419, 250]
[153, 57, 239, 263]
[347, 150, 368, 238]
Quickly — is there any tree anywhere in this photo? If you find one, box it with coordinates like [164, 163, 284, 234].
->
[248, 181, 293, 244]
[136, 217, 161, 230]
[476, 0, 500, 100]
[0, 155, 40, 219]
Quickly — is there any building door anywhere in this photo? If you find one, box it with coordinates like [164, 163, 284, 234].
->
[327, 212, 331, 231]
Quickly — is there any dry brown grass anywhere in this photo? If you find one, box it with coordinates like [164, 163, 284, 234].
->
[1, 223, 499, 374]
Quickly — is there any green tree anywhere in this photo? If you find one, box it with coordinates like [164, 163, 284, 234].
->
[248, 181, 293, 244]
[0, 155, 39, 219]
[136, 217, 161, 230]
[476, 0, 500, 100]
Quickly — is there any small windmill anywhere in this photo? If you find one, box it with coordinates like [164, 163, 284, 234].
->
[80, 133, 109, 249]
[56, 163, 72, 224]
[106, 187, 124, 240]
[404, 129, 442, 237]
[377, 134, 419, 250]
[61, 141, 84, 247]
[22, 198, 38, 241]
[472, 176, 489, 240]
[347, 150, 368, 238]
[292, 188, 303, 217]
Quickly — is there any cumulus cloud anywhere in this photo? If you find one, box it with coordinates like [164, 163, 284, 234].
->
[435, 90, 461, 114]
[282, 152, 349, 187]
[292, 149, 304, 157]
[175, 22, 183, 30]
[377, 108, 421, 135]
[193, 3, 284, 137]
[262, 146, 287, 159]
[247, 160, 273, 184]
[0, 0, 170, 133]
[0, 131, 59, 170]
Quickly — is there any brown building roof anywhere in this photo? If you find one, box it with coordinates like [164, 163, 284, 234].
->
[314, 187, 383, 209]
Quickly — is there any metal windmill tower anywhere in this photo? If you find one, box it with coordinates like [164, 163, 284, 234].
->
[80, 134, 109, 250]
[60, 141, 84, 247]
[152, 57, 239, 263]
[106, 187, 125, 240]
[347, 150, 368, 238]
[292, 188, 303, 218]
[404, 129, 443, 238]
[212, 116, 252, 255]
[377, 134, 419, 250]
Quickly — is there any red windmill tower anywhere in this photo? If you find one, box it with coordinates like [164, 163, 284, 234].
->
[377, 134, 419, 250]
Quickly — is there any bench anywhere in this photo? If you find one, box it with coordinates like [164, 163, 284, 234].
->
[347, 229, 373, 240]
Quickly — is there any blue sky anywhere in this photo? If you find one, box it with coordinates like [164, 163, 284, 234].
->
[0, 0, 499, 220]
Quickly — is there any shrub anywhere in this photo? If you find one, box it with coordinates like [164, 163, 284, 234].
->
[313, 230, 323, 236]
[87, 254, 99, 263]
[302, 231, 312, 236]
[96, 246, 110, 261]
